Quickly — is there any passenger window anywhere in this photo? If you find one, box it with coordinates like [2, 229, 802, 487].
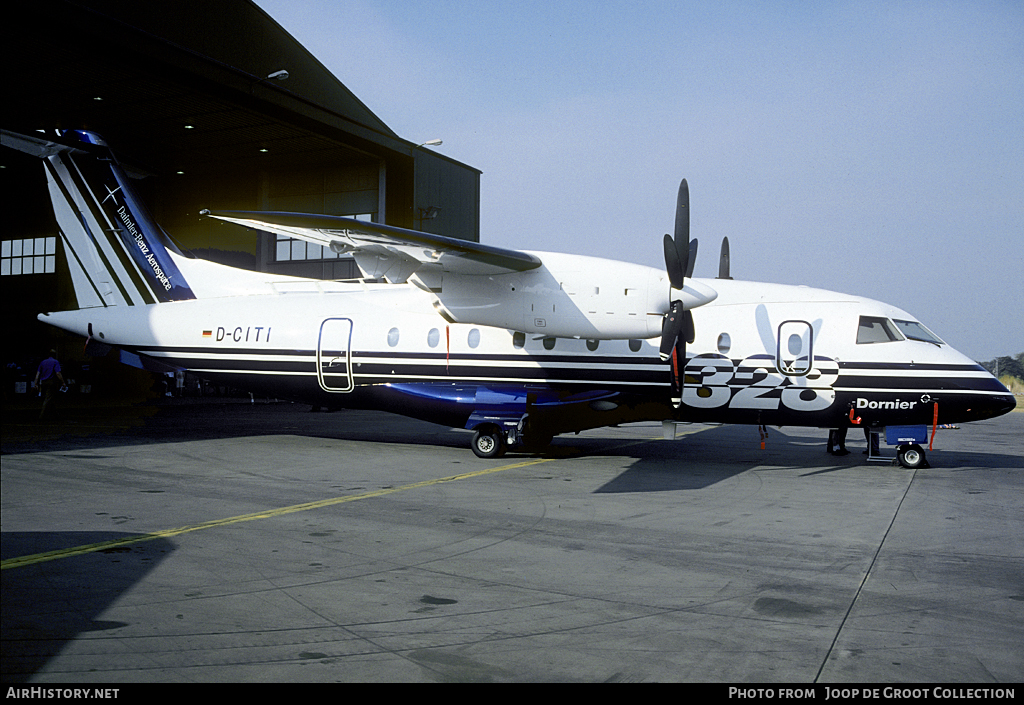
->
[856, 316, 904, 344]
[427, 328, 440, 348]
[512, 332, 526, 349]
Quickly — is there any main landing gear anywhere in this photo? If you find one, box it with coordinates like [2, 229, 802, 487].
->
[469, 419, 553, 459]
[471, 424, 507, 459]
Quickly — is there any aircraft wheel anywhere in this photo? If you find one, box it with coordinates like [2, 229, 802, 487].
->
[471, 425, 507, 459]
[897, 444, 926, 469]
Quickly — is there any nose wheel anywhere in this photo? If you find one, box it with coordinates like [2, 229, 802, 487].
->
[897, 444, 927, 469]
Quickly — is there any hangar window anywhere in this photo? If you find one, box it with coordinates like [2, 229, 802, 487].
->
[273, 215, 374, 261]
[1, 237, 56, 276]
[856, 316, 904, 344]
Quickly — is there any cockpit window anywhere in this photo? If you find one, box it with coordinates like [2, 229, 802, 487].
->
[857, 316, 905, 344]
[893, 319, 944, 345]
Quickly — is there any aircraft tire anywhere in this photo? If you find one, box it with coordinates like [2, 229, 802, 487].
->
[471, 425, 507, 459]
[897, 444, 926, 469]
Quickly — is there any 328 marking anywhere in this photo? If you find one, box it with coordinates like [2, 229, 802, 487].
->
[682, 353, 838, 411]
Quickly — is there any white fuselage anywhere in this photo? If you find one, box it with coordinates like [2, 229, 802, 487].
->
[40, 249, 1012, 434]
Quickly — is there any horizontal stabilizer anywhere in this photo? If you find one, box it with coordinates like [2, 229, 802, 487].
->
[1, 129, 83, 158]
[3, 129, 197, 307]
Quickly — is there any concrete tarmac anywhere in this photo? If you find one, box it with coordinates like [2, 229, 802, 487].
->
[2, 396, 1022, 683]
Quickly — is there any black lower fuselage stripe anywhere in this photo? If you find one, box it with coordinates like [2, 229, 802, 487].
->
[131, 347, 1006, 394]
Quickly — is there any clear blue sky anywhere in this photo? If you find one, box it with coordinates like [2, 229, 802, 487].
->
[255, 0, 1023, 361]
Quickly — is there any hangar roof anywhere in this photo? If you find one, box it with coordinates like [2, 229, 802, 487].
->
[3, 0, 465, 178]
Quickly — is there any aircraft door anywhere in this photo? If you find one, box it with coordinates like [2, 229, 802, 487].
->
[776, 320, 814, 376]
[318, 318, 354, 392]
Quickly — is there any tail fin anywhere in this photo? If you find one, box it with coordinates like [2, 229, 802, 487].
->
[1, 129, 195, 307]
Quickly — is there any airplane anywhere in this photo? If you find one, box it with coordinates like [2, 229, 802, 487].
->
[2, 128, 1016, 466]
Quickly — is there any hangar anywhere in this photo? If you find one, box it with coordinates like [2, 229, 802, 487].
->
[2, 0, 480, 394]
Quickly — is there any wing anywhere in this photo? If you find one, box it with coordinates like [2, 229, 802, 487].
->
[203, 210, 542, 283]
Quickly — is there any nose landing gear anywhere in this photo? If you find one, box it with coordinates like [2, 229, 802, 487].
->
[896, 443, 928, 469]
[865, 427, 931, 468]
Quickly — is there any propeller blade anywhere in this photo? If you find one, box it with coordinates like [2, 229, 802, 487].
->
[663, 234, 684, 290]
[670, 340, 683, 408]
[675, 237, 690, 285]
[674, 180, 691, 282]
[674, 179, 689, 246]
[718, 236, 732, 279]
[685, 238, 698, 278]
[659, 300, 685, 361]
[663, 180, 696, 291]
[669, 312, 691, 408]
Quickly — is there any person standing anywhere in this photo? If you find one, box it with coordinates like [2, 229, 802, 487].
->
[827, 426, 850, 455]
[33, 349, 65, 420]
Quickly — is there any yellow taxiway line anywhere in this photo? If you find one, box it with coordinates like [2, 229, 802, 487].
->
[1, 457, 556, 571]
[3, 425, 707, 571]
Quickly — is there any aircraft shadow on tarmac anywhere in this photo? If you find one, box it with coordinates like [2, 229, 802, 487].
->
[580, 423, 885, 493]
[926, 447, 1024, 470]
[570, 421, 1024, 492]
[5, 401, 1021, 474]
[1, 532, 175, 682]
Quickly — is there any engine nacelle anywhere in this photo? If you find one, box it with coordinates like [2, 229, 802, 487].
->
[428, 251, 715, 340]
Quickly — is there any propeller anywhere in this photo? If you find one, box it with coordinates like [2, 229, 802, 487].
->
[659, 179, 699, 407]
[717, 236, 732, 279]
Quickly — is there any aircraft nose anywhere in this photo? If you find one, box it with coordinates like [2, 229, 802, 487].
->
[996, 394, 1017, 415]
[975, 374, 1017, 420]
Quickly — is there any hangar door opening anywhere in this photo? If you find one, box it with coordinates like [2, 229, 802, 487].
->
[264, 161, 383, 280]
